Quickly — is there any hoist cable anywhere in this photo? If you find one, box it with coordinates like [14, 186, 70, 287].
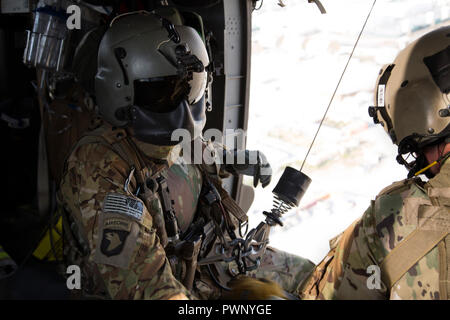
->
[300, 0, 377, 171]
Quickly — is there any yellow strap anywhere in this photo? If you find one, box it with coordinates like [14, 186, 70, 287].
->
[0, 251, 10, 260]
[33, 217, 63, 261]
[380, 228, 448, 289]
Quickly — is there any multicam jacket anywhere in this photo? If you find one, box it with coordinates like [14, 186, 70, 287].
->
[59, 124, 315, 300]
[59, 124, 203, 299]
[299, 159, 450, 300]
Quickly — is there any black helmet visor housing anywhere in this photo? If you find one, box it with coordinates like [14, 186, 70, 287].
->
[134, 76, 190, 113]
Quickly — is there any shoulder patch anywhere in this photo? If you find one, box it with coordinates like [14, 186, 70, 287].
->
[100, 229, 129, 257]
[103, 193, 144, 221]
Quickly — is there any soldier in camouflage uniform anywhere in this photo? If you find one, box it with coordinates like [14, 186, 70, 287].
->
[59, 12, 314, 300]
[298, 26, 450, 300]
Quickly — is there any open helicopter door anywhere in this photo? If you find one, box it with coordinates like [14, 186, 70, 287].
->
[172, 0, 255, 211]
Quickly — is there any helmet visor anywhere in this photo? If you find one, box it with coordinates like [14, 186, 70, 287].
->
[134, 76, 190, 113]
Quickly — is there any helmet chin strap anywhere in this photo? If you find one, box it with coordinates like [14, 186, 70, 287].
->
[405, 153, 428, 179]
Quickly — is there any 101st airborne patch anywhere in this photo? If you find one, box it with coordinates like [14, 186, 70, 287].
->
[100, 218, 132, 257]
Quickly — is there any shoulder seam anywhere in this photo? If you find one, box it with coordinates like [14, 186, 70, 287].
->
[376, 178, 420, 198]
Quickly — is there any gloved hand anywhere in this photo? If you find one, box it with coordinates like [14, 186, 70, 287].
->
[222, 276, 287, 300]
[223, 149, 272, 188]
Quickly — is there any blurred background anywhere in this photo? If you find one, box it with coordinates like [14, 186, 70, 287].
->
[244, 0, 450, 263]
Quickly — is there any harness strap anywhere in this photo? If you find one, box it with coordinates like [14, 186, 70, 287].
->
[36, 70, 50, 218]
[120, 137, 170, 246]
[66, 126, 169, 246]
[438, 236, 449, 300]
[37, 125, 50, 217]
[199, 164, 248, 224]
[380, 228, 448, 290]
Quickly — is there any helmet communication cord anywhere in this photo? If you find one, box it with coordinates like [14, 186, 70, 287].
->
[414, 151, 450, 177]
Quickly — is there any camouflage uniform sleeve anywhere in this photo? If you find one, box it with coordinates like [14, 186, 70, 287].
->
[299, 201, 389, 300]
[299, 178, 435, 300]
[60, 143, 191, 299]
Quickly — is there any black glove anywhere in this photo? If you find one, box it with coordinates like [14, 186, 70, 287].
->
[223, 149, 272, 188]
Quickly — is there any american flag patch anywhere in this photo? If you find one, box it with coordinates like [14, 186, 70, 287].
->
[103, 193, 144, 221]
